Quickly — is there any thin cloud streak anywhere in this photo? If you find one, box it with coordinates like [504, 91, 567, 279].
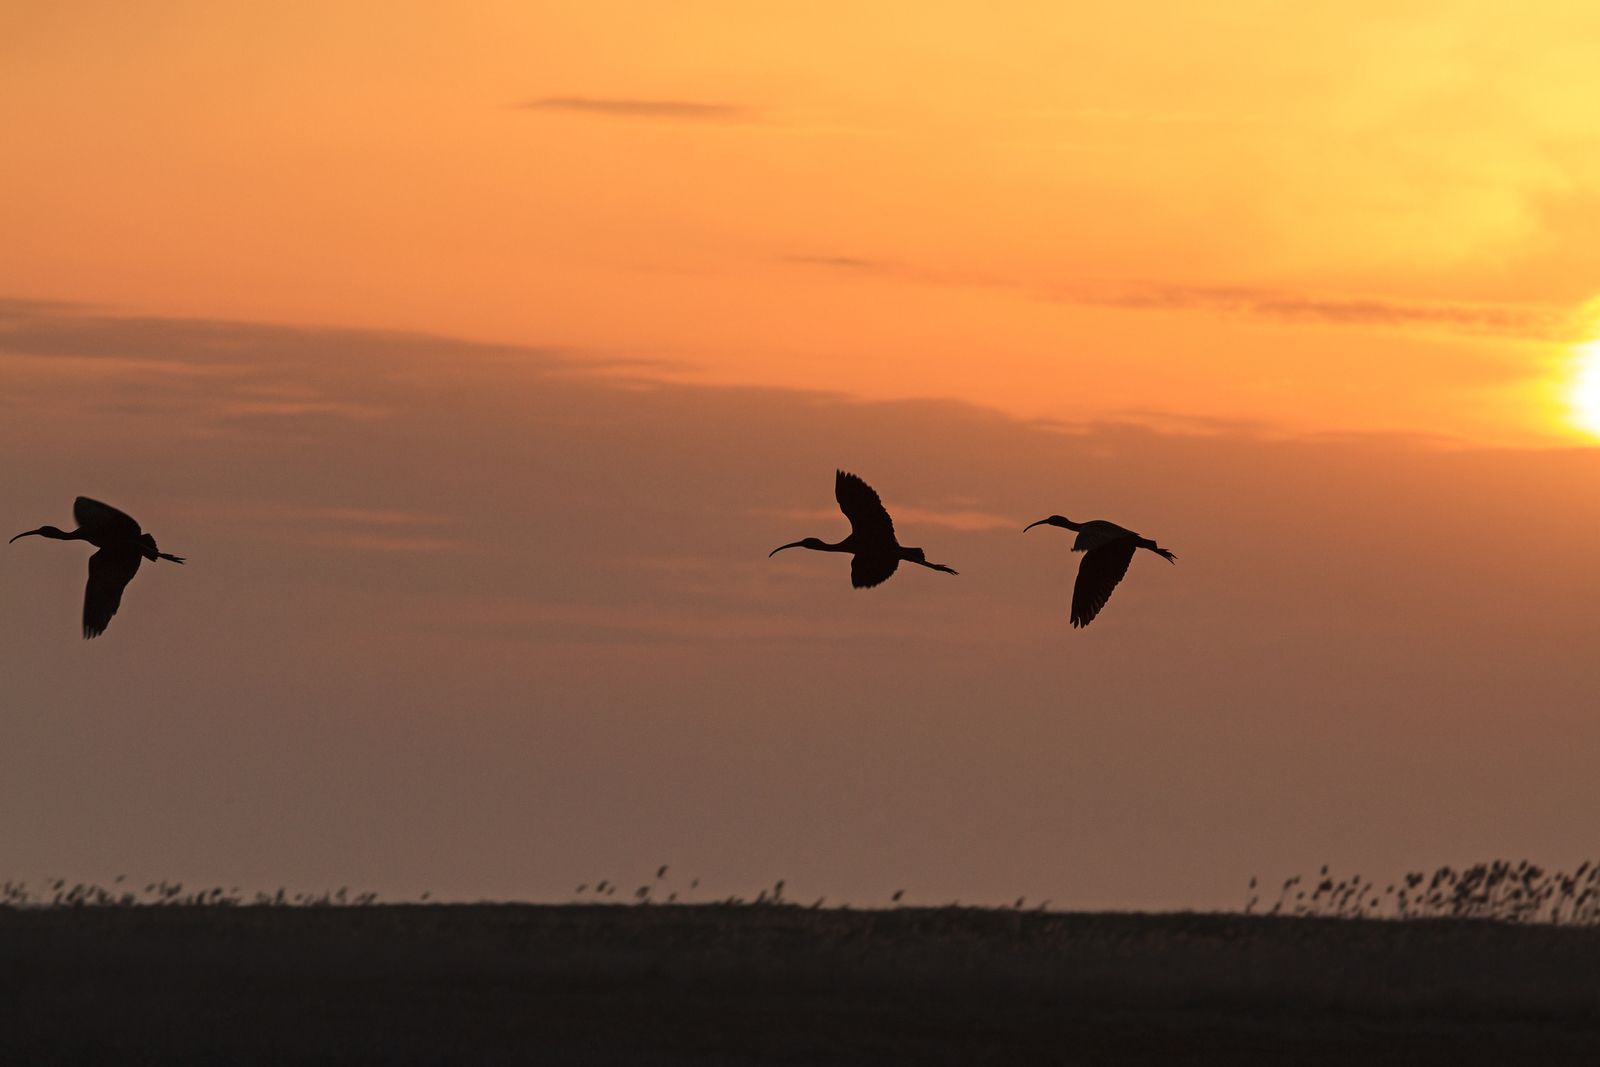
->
[302, 533, 467, 554]
[892, 506, 1018, 532]
[414, 598, 965, 647]
[1032, 106, 1269, 126]
[201, 501, 454, 529]
[218, 400, 390, 421]
[779, 255, 895, 272]
[0, 304, 565, 368]
[782, 256, 1576, 340]
[773, 506, 1015, 532]
[188, 499, 467, 554]
[1064, 283, 1574, 339]
[517, 96, 749, 121]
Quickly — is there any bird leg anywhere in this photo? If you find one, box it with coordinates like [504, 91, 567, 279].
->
[1136, 538, 1176, 563]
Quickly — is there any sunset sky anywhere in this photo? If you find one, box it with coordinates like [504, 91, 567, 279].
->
[4, 2, 1600, 909]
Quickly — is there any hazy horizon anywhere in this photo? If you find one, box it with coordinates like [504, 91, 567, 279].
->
[5, 3, 1600, 911]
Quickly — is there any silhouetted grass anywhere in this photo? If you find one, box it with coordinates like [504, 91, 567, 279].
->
[1247, 860, 1600, 924]
[8, 863, 1600, 1063]
[0, 877, 379, 908]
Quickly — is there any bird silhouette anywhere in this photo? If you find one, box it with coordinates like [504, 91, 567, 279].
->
[1024, 515, 1174, 627]
[770, 470, 958, 588]
[10, 497, 186, 638]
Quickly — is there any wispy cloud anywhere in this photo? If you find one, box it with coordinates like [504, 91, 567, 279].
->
[781, 255, 1576, 340]
[204, 502, 454, 528]
[778, 255, 895, 272]
[415, 599, 905, 646]
[516, 96, 748, 121]
[218, 400, 390, 421]
[195, 499, 467, 554]
[301, 533, 467, 554]
[1063, 283, 1573, 339]
[1030, 106, 1269, 126]
[0, 299, 568, 368]
[890, 506, 1017, 532]
[770, 506, 1015, 533]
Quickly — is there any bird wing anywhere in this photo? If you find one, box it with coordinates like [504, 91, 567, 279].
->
[835, 470, 895, 542]
[75, 497, 141, 538]
[1071, 539, 1137, 628]
[851, 553, 899, 589]
[83, 547, 141, 639]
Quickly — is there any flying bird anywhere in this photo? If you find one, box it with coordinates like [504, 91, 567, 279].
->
[10, 497, 186, 638]
[770, 470, 958, 588]
[1024, 515, 1174, 628]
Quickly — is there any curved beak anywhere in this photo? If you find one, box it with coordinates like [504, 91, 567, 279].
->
[1023, 518, 1051, 533]
[768, 541, 806, 557]
[9, 529, 42, 544]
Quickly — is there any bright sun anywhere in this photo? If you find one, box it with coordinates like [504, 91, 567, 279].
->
[1571, 340, 1600, 438]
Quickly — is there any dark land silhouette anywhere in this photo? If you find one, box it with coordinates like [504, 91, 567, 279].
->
[4, 903, 1600, 1065]
[770, 470, 958, 588]
[1024, 515, 1176, 627]
[9, 496, 185, 638]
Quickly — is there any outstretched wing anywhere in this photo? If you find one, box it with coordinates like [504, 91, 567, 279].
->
[851, 552, 899, 589]
[1071, 539, 1136, 628]
[83, 547, 141, 639]
[835, 470, 895, 542]
[75, 497, 140, 538]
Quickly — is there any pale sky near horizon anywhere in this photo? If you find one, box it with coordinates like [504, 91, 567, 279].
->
[4, 3, 1600, 909]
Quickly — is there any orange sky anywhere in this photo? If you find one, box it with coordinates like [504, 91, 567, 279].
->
[9, 2, 1600, 441]
[4, 4, 1600, 907]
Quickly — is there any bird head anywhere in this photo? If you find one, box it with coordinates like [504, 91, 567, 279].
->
[1023, 515, 1074, 533]
[9, 525, 66, 543]
[769, 537, 827, 557]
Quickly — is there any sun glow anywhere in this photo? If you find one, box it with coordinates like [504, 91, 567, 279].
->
[1571, 340, 1600, 439]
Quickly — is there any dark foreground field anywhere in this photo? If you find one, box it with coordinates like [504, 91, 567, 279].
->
[4, 904, 1600, 1065]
